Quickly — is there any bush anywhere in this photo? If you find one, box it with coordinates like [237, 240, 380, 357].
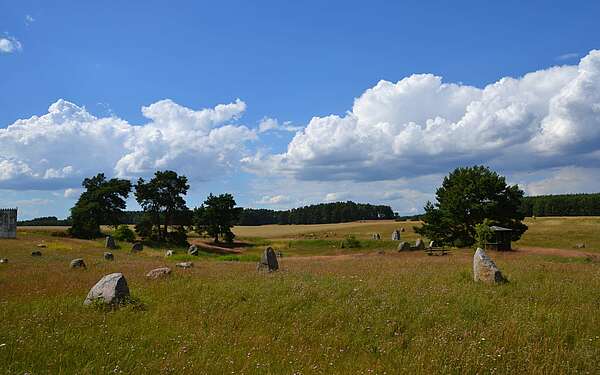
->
[113, 225, 136, 242]
[475, 219, 494, 248]
[340, 235, 361, 249]
[134, 216, 153, 238]
[165, 226, 189, 246]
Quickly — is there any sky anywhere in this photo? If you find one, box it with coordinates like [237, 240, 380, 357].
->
[1, 0, 600, 219]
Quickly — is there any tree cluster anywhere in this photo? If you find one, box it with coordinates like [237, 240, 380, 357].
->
[521, 193, 600, 216]
[237, 202, 395, 226]
[416, 166, 528, 247]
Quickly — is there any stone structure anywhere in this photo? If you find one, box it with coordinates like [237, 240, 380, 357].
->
[0, 208, 17, 239]
[176, 261, 193, 269]
[392, 229, 401, 241]
[84, 273, 130, 306]
[473, 248, 507, 284]
[397, 241, 411, 251]
[188, 244, 199, 256]
[131, 242, 143, 252]
[105, 236, 116, 249]
[0, 258, 8, 264]
[165, 250, 174, 257]
[146, 267, 172, 279]
[70, 258, 87, 269]
[414, 239, 425, 250]
[104, 252, 114, 261]
[258, 247, 279, 272]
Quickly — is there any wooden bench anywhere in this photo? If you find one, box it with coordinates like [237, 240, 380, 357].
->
[424, 247, 450, 256]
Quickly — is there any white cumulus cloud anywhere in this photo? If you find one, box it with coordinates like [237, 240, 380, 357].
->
[0, 35, 22, 53]
[0, 98, 256, 189]
[244, 50, 600, 182]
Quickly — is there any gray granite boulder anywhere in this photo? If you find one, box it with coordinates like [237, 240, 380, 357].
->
[414, 239, 425, 250]
[188, 244, 198, 256]
[70, 258, 86, 269]
[473, 248, 507, 284]
[397, 241, 411, 251]
[257, 247, 279, 272]
[84, 273, 130, 305]
[146, 267, 172, 279]
[104, 252, 114, 261]
[392, 229, 401, 241]
[165, 250, 174, 257]
[176, 261, 193, 269]
[31, 251, 42, 257]
[105, 236, 116, 249]
[131, 242, 143, 252]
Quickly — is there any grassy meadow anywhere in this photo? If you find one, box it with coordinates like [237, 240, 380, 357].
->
[1, 218, 600, 374]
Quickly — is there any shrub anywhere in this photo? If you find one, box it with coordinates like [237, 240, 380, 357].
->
[475, 219, 494, 248]
[113, 225, 136, 242]
[340, 235, 361, 248]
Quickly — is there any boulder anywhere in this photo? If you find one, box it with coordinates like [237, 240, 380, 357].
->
[0, 258, 8, 264]
[70, 258, 86, 269]
[104, 252, 114, 261]
[414, 239, 425, 250]
[37, 243, 47, 248]
[397, 241, 411, 251]
[105, 236, 116, 249]
[84, 273, 130, 305]
[176, 261, 193, 269]
[428, 241, 435, 248]
[31, 251, 42, 257]
[188, 244, 199, 256]
[257, 247, 279, 272]
[400, 227, 405, 232]
[473, 248, 507, 284]
[146, 267, 172, 279]
[131, 242, 143, 252]
[575, 243, 586, 249]
[392, 229, 401, 241]
[165, 250, 174, 257]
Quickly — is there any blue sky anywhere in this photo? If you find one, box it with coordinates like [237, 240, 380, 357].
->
[2, 0, 600, 219]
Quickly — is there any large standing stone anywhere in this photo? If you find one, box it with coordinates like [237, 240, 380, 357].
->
[70, 258, 86, 269]
[105, 236, 116, 249]
[131, 242, 143, 253]
[31, 251, 42, 257]
[392, 229, 401, 241]
[258, 247, 279, 272]
[146, 267, 172, 279]
[188, 244, 199, 256]
[414, 239, 425, 250]
[84, 273, 130, 306]
[397, 241, 411, 251]
[473, 248, 507, 284]
[176, 261, 193, 269]
[104, 252, 114, 261]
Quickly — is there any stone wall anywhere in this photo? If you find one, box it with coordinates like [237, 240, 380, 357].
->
[0, 208, 17, 239]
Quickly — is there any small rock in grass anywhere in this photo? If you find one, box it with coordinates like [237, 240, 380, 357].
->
[105, 235, 116, 249]
[165, 249, 174, 257]
[176, 261, 193, 269]
[575, 243, 586, 249]
[131, 242, 143, 252]
[37, 243, 47, 248]
[188, 244, 198, 256]
[397, 241, 411, 251]
[70, 258, 86, 269]
[104, 252, 114, 261]
[31, 251, 42, 257]
[400, 227, 405, 232]
[84, 273, 130, 306]
[414, 239, 425, 250]
[473, 248, 507, 284]
[391, 229, 401, 241]
[146, 267, 172, 279]
[257, 247, 278, 272]
[0, 258, 8, 264]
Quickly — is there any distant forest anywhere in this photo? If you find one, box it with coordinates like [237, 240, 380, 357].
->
[521, 193, 600, 217]
[17, 193, 600, 226]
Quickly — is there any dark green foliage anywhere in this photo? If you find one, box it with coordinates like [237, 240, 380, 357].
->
[17, 216, 71, 226]
[194, 193, 242, 243]
[134, 214, 154, 238]
[416, 166, 527, 246]
[134, 170, 190, 242]
[68, 173, 132, 239]
[340, 235, 361, 248]
[113, 225, 135, 242]
[237, 201, 395, 226]
[521, 193, 600, 216]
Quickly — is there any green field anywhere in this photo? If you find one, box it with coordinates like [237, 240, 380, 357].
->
[2, 218, 600, 374]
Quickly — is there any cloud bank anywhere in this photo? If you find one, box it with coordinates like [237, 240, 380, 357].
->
[244, 50, 600, 183]
[0, 99, 256, 189]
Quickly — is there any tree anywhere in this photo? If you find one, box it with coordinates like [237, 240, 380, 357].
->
[134, 170, 190, 242]
[416, 166, 527, 246]
[68, 173, 132, 239]
[194, 193, 242, 243]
